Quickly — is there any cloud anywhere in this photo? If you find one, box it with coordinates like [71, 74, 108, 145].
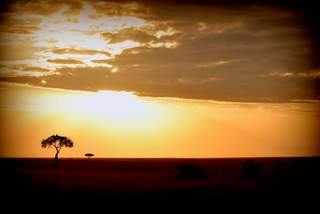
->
[0, 59, 59, 76]
[0, 0, 319, 102]
[267, 68, 320, 78]
[102, 28, 155, 43]
[47, 59, 84, 64]
[0, 64, 49, 72]
[14, 0, 82, 16]
[0, 63, 55, 77]
[50, 48, 110, 56]
[91, 59, 111, 64]
[0, 24, 39, 34]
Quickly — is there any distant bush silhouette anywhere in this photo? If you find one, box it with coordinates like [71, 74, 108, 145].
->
[241, 160, 261, 178]
[176, 163, 208, 179]
[41, 134, 74, 166]
[85, 153, 94, 159]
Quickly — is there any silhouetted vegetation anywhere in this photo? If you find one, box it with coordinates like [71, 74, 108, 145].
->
[41, 134, 73, 166]
[241, 160, 261, 178]
[85, 153, 94, 159]
[176, 163, 208, 179]
[2, 157, 320, 212]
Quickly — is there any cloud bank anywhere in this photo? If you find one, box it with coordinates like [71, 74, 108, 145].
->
[0, 0, 319, 102]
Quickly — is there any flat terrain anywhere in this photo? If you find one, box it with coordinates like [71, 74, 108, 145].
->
[1, 157, 319, 211]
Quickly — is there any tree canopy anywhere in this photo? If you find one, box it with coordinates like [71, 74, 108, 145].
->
[41, 134, 73, 166]
[41, 134, 73, 151]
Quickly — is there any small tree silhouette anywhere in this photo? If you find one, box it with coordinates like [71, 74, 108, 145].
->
[41, 134, 74, 166]
[85, 153, 94, 159]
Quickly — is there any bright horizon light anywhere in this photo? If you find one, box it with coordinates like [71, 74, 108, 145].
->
[0, 83, 319, 158]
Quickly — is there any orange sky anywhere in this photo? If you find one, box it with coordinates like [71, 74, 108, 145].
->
[0, 82, 319, 157]
[0, 0, 319, 157]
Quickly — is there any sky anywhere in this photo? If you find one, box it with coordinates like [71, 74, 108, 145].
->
[0, 0, 319, 157]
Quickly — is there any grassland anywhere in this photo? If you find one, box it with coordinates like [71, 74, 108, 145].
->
[1, 157, 319, 212]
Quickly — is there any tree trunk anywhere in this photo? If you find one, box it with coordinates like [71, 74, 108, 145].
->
[54, 151, 59, 166]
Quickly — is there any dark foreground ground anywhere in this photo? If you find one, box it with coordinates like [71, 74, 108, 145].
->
[1, 157, 320, 212]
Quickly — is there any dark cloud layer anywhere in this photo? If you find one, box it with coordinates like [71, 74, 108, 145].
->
[0, 0, 319, 102]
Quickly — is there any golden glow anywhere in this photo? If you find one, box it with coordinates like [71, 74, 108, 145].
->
[4, 84, 174, 133]
[0, 83, 319, 158]
[57, 90, 172, 132]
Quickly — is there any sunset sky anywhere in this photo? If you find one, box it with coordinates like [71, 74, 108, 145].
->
[0, 0, 319, 158]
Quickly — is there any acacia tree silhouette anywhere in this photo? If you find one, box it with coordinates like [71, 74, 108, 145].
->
[41, 134, 74, 166]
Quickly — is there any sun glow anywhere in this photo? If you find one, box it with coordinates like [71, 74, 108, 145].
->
[25, 88, 174, 133]
[67, 91, 167, 126]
